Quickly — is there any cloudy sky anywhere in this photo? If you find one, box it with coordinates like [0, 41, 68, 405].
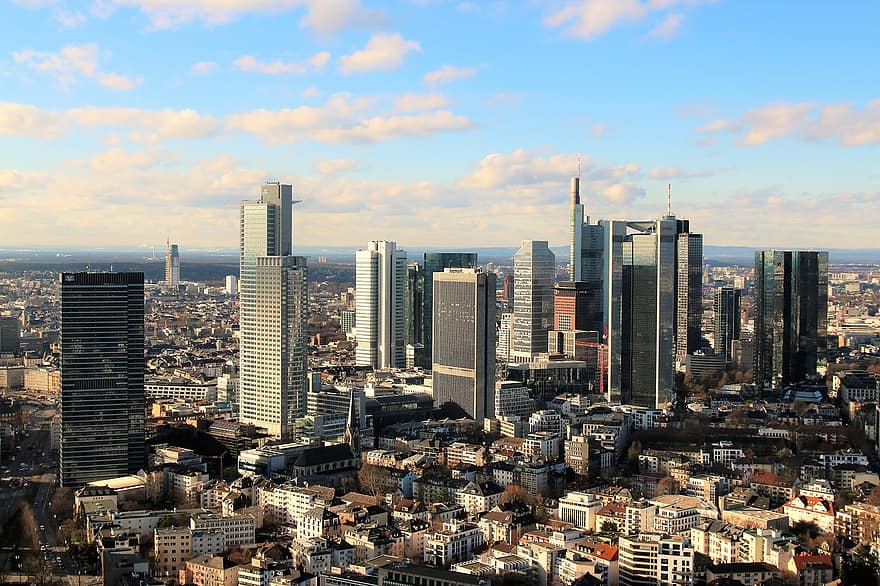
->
[1, 0, 878, 251]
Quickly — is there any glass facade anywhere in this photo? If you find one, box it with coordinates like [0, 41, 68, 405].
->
[512, 241, 556, 359]
[753, 250, 828, 387]
[422, 252, 477, 368]
[714, 287, 741, 364]
[60, 272, 144, 487]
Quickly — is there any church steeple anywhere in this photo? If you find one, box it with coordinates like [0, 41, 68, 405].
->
[343, 391, 361, 458]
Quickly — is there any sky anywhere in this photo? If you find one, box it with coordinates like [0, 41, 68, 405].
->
[1, 0, 878, 252]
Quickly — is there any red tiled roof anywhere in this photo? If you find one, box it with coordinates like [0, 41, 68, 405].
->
[793, 554, 833, 571]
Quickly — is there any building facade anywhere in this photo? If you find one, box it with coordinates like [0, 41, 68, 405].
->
[714, 287, 742, 365]
[165, 241, 180, 288]
[60, 272, 145, 487]
[753, 250, 828, 388]
[512, 241, 555, 361]
[239, 183, 308, 438]
[432, 268, 496, 421]
[422, 252, 478, 369]
[355, 240, 407, 369]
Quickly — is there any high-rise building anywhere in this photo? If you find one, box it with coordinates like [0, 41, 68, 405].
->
[553, 281, 601, 332]
[239, 183, 308, 439]
[601, 217, 679, 409]
[714, 287, 742, 364]
[60, 272, 145, 487]
[224, 275, 238, 295]
[0, 315, 20, 354]
[355, 241, 407, 369]
[422, 252, 477, 369]
[165, 241, 180, 288]
[496, 312, 513, 363]
[675, 229, 703, 365]
[502, 274, 514, 308]
[512, 241, 555, 361]
[569, 176, 605, 287]
[405, 263, 424, 348]
[753, 250, 828, 388]
[432, 268, 497, 421]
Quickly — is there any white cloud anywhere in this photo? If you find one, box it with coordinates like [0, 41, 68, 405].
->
[107, 0, 382, 33]
[590, 122, 610, 137]
[543, 0, 712, 41]
[89, 147, 157, 172]
[0, 102, 66, 138]
[694, 99, 880, 146]
[315, 158, 358, 175]
[485, 92, 523, 108]
[233, 51, 330, 75]
[301, 86, 322, 99]
[68, 106, 221, 140]
[644, 12, 683, 40]
[11, 43, 140, 91]
[54, 8, 86, 27]
[393, 92, 451, 112]
[314, 110, 472, 143]
[190, 61, 218, 75]
[339, 33, 421, 74]
[424, 64, 476, 86]
[648, 165, 731, 179]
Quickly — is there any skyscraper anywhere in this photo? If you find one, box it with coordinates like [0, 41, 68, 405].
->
[753, 250, 828, 388]
[405, 262, 424, 348]
[569, 176, 605, 288]
[601, 217, 678, 408]
[0, 315, 20, 354]
[714, 287, 742, 365]
[512, 241, 555, 361]
[502, 274, 514, 308]
[553, 281, 601, 332]
[432, 268, 497, 420]
[355, 241, 407, 369]
[675, 229, 703, 365]
[165, 241, 180, 288]
[60, 272, 145, 487]
[239, 183, 308, 438]
[422, 252, 478, 368]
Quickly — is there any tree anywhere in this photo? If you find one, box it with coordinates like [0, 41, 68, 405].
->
[842, 544, 880, 586]
[499, 483, 539, 508]
[600, 521, 618, 533]
[627, 440, 643, 464]
[656, 477, 679, 496]
[358, 463, 391, 497]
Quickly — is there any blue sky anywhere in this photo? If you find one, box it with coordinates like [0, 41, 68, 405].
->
[1, 0, 878, 250]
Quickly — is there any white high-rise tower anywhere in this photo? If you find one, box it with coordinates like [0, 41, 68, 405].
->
[239, 182, 308, 438]
[355, 241, 407, 369]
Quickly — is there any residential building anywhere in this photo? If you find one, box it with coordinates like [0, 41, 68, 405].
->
[424, 520, 485, 567]
[618, 532, 694, 586]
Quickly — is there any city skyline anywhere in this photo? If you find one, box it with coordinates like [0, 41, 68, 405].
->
[2, 1, 879, 250]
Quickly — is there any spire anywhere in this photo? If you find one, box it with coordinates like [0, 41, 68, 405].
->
[344, 390, 361, 458]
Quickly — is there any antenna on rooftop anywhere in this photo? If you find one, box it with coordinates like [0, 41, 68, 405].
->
[667, 183, 672, 216]
[576, 153, 582, 179]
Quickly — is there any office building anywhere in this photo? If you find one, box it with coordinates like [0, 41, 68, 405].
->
[618, 533, 694, 586]
[239, 183, 309, 438]
[0, 315, 20, 354]
[502, 274, 514, 308]
[496, 312, 513, 363]
[165, 241, 180, 288]
[355, 240, 407, 369]
[512, 241, 555, 361]
[422, 252, 478, 368]
[753, 250, 828, 388]
[675, 229, 703, 365]
[224, 275, 238, 295]
[714, 287, 741, 364]
[60, 272, 145, 487]
[601, 217, 679, 409]
[405, 262, 424, 349]
[569, 176, 604, 286]
[554, 281, 600, 332]
[432, 268, 496, 421]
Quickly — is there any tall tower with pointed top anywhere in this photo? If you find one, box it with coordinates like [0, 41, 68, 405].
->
[343, 391, 361, 458]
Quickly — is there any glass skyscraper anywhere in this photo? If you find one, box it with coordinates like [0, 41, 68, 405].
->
[355, 241, 407, 369]
[753, 250, 828, 388]
[60, 272, 145, 487]
[714, 287, 742, 365]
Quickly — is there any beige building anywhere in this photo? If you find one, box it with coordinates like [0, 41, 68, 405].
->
[180, 554, 239, 586]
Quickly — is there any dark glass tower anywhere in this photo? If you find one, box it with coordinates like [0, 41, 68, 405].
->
[714, 287, 741, 365]
[753, 251, 828, 388]
[422, 252, 477, 368]
[675, 228, 703, 363]
[405, 263, 424, 347]
[60, 272, 145, 487]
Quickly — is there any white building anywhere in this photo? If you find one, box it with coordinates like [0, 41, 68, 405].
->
[424, 520, 485, 567]
[618, 532, 694, 586]
[189, 512, 255, 546]
[558, 491, 604, 531]
[355, 240, 407, 369]
[239, 182, 309, 438]
[511, 241, 556, 362]
[495, 381, 530, 417]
